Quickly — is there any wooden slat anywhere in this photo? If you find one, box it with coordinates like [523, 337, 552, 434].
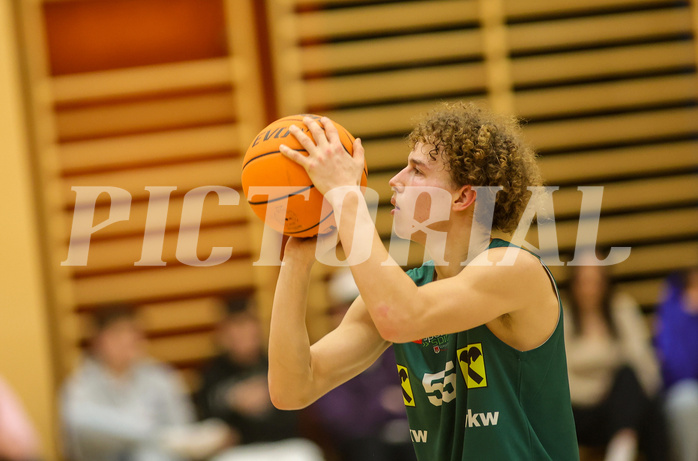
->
[524, 107, 698, 152]
[296, 1, 479, 40]
[71, 224, 253, 275]
[59, 124, 241, 174]
[515, 74, 698, 119]
[304, 62, 487, 107]
[519, 244, 693, 288]
[56, 91, 236, 140]
[550, 175, 698, 217]
[73, 259, 255, 305]
[374, 207, 698, 250]
[363, 137, 408, 170]
[553, 208, 698, 250]
[138, 297, 225, 333]
[370, 174, 698, 231]
[326, 96, 480, 137]
[612, 242, 698, 278]
[61, 193, 250, 242]
[508, 8, 692, 52]
[61, 157, 243, 206]
[504, 0, 681, 18]
[51, 57, 233, 104]
[539, 141, 698, 184]
[368, 173, 698, 219]
[300, 29, 483, 74]
[146, 332, 214, 363]
[75, 297, 225, 341]
[364, 138, 698, 182]
[511, 41, 696, 86]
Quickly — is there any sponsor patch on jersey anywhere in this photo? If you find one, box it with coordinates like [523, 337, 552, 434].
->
[457, 343, 488, 389]
[396, 364, 416, 407]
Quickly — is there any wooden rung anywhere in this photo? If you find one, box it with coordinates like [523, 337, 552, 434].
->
[300, 29, 483, 74]
[326, 96, 478, 138]
[552, 208, 698, 250]
[139, 297, 225, 333]
[528, 240, 698, 286]
[524, 107, 698, 152]
[370, 175, 698, 230]
[74, 296, 226, 342]
[73, 259, 256, 306]
[610, 242, 698, 277]
[296, 1, 478, 41]
[504, 0, 680, 19]
[146, 331, 215, 363]
[59, 124, 241, 174]
[515, 74, 698, 119]
[550, 174, 698, 217]
[60, 192, 251, 242]
[511, 41, 696, 86]
[51, 58, 234, 104]
[71, 224, 253, 275]
[363, 138, 409, 170]
[508, 8, 692, 53]
[61, 157, 244, 206]
[539, 140, 698, 184]
[56, 91, 236, 141]
[375, 207, 697, 254]
[304, 62, 487, 107]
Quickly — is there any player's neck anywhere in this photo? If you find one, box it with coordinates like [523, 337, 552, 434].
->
[430, 219, 491, 281]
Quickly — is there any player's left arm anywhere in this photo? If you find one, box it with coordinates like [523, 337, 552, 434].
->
[368, 247, 556, 343]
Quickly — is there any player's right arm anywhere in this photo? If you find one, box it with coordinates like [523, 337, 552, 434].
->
[268, 238, 390, 410]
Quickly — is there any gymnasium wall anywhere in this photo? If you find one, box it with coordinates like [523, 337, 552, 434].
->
[0, 1, 57, 458]
[4, 0, 698, 458]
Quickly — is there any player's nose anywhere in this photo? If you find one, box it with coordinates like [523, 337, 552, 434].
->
[389, 168, 406, 192]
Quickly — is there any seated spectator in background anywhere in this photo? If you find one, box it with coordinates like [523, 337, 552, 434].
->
[197, 297, 322, 461]
[655, 267, 698, 461]
[61, 305, 197, 461]
[0, 376, 41, 461]
[308, 269, 415, 461]
[564, 255, 666, 461]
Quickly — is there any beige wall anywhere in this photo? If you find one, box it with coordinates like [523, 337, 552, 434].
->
[0, 1, 58, 459]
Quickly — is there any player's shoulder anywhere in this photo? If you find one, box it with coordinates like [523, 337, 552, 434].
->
[468, 244, 542, 272]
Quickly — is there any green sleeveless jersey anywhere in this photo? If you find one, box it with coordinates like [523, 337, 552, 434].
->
[394, 239, 579, 461]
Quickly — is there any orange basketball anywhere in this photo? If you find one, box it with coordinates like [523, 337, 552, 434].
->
[241, 114, 368, 238]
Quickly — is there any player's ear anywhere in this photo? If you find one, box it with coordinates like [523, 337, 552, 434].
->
[453, 185, 476, 211]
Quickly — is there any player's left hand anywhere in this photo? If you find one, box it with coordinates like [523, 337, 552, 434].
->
[279, 116, 364, 196]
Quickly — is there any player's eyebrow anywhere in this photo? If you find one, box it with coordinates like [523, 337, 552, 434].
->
[408, 156, 430, 169]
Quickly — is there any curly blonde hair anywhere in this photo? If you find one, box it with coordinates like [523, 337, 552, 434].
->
[408, 101, 542, 233]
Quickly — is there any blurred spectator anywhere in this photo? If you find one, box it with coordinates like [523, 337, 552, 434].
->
[0, 376, 40, 461]
[564, 257, 666, 461]
[197, 297, 322, 461]
[308, 269, 415, 461]
[61, 305, 197, 461]
[655, 268, 698, 461]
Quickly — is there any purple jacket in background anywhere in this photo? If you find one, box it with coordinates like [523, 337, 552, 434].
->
[655, 272, 698, 389]
[310, 348, 406, 439]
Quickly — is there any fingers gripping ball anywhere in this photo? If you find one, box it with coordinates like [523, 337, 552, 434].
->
[241, 114, 368, 238]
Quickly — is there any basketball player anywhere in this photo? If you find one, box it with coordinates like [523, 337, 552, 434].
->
[270, 102, 579, 460]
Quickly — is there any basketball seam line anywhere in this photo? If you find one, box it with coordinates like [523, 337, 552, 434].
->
[242, 149, 306, 171]
[247, 185, 315, 205]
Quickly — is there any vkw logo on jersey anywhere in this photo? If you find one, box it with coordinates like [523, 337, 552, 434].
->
[457, 343, 488, 389]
